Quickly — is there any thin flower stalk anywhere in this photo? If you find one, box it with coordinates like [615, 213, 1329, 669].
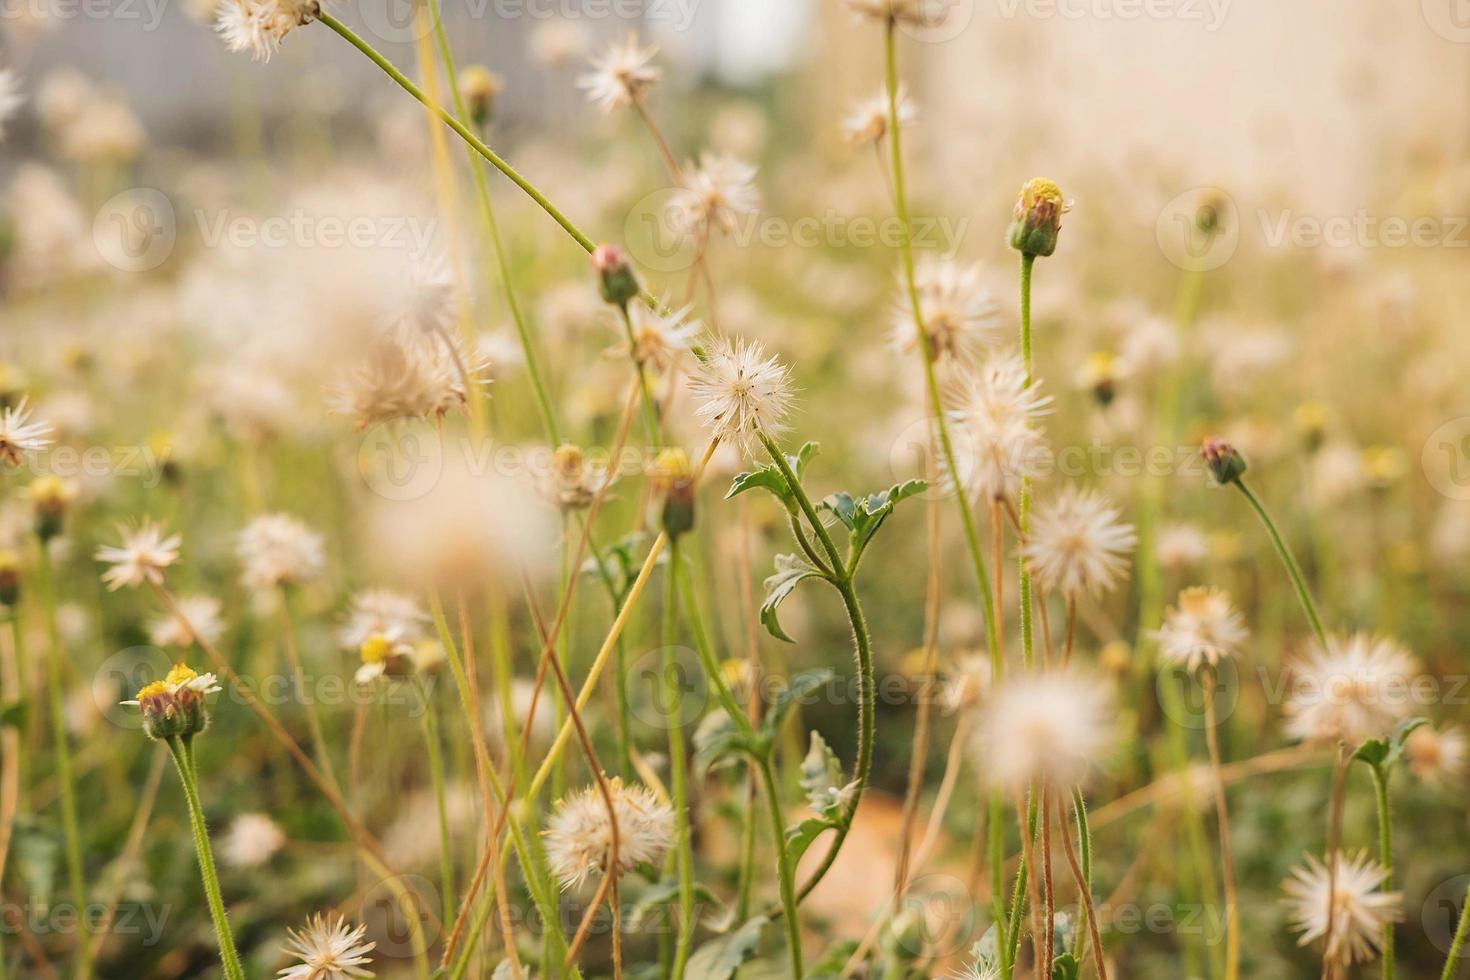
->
[1442, 882, 1470, 980]
[415, 677, 456, 927]
[663, 540, 696, 980]
[165, 736, 246, 980]
[1369, 764, 1396, 980]
[1204, 668, 1241, 980]
[35, 548, 91, 980]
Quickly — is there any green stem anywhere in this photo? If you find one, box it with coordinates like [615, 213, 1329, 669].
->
[1072, 788, 1093, 958]
[1233, 480, 1329, 647]
[1442, 882, 1470, 980]
[664, 541, 696, 980]
[416, 677, 456, 928]
[1017, 251, 1036, 671]
[881, 22, 1001, 667]
[318, 11, 595, 255]
[425, 0, 558, 446]
[759, 757, 804, 980]
[1371, 766, 1395, 980]
[36, 546, 90, 980]
[167, 737, 245, 980]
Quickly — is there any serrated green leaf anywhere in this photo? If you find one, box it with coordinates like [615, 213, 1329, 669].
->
[726, 466, 790, 503]
[685, 914, 768, 980]
[820, 491, 858, 530]
[849, 478, 927, 551]
[760, 554, 826, 643]
[799, 731, 844, 815]
[762, 670, 835, 740]
[1353, 717, 1430, 772]
[784, 817, 837, 868]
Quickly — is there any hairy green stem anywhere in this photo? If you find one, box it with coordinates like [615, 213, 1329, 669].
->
[1017, 252, 1036, 670]
[1233, 480, 1329, 647]
[416, 677, 457, 927]
[318, 11, 595, 254]
[1371, 765, 1395, 980]
[167, 737, 245, 980]
[1442, 882, 1470, 980]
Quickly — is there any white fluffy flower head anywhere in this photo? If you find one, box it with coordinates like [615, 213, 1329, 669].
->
[673, 152, 760, 239]
[578, 33, 660, 113]
[149, 595, 224, 649]
[544, 778, 675, 889]
[1283, 851, 1401, 967]
[842, 86, 916, 145]
[890, 258, 999, 365]
[975, 669, 1116, 792]
[237, 513, 326, 590]
[277, 913, 375, 980]
[946, 352, 1051, 505]
[688, 335, 795, 458]
[215, 0, 325, 62]
[1153, 586, 1247, 673]
[96, 521, 182, 591]
[1284, 633, 1420, 746]
[1022, 486, 1136, 599]
[0, 397, 53, 467]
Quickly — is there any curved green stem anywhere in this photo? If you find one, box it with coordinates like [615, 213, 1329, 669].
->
[1442, 882, 1470, 980]
[1233, 479, 1329, 647]
[760, 759, 803, 980]
[318, 11, 595, 255]
[1017, 252, 1036, 670]
[881, 23, 1002, 671]
[167, 737, 245, 980]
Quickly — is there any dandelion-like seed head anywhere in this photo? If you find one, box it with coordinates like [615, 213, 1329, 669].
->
[1282, 851, 1402, 967]
[0, 396, 53, 467]
[96, 520, 182, 591]
[577, 33, 660, 113]
[544, 778, 675, 889]
[688, 335, 795, 458]
[1154, 586, 1248, 673]
[149, 594, 224, 649]
[975, 669, 1116, 792]
[277, 913, 375, 980]
[237, 513, 326, 590]
[215, 0, 325, 62]
[1022, 486, 1136, 599]
[1404, 725, 1468, 787]
[890, 258, 1000, 365]
[618, 300, 700, 374]
[842, 86, 917, 145]
[1284, 633, 1420, 746]
[222, 812, 286, 868]
[945, 352, 1051, 505]
[672, 152, 760, 239]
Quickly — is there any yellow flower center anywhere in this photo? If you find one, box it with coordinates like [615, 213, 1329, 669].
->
[164, 663, 199, 687]
[135, 680, 171, 701]
[360, 634, 392, 665]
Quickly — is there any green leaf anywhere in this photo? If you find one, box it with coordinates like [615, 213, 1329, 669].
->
[797, 730, 855, 819]
[1052, 952, 1081, 980]
[726, 442, 821, 506]
[762, 670, 835, 740]
[784, 817, 837, 868]
[0, 699, 26, 729]
[760, 554, 826, 643]
[820, 491, 858, 530]
[820, 479, 927, 556]
[685, 914, 768, 980]
[693, 710, 762, 774]
[625, 878, 728, 931]
[1354, 716, 1429, 771]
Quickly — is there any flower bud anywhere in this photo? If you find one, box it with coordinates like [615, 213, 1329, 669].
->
[593, 243, 641, 308]
[29, 475, 76, 542]
[1077, 350, 1119, 407]
[0, 550, 20, 607]
[1007, 177, 1071, 258]
[651, 448, 696, 539]
[459, 65, 503, 129]
[127, 664, 220, 740]
[1292, 401, 1328, 451]
[1201, 437, 1247, 485]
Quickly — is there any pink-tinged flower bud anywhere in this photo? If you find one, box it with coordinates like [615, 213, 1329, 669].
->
[1201, 437, 1247, 486]
[1007, 178, 1072, 258]
[593, 243, 640, 308]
